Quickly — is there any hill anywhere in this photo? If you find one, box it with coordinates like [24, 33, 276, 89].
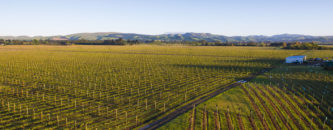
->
[1, 32, 333, 43]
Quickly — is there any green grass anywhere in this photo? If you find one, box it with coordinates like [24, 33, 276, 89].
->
[161, 50, 333, 129]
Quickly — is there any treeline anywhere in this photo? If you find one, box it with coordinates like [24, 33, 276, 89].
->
[0, 38, 136, 45]
[0, 39, 71, 45]
[281, 42, 330, 50]
[0, 38, 330, 50]
[73, 38, 140, 45]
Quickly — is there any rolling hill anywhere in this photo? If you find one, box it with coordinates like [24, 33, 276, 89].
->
[1, 32, 333, 43]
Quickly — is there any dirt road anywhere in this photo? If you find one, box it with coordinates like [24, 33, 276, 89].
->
[139, 68, 272, 130]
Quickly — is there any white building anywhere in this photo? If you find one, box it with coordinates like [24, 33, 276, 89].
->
[286, 55, 306, 63]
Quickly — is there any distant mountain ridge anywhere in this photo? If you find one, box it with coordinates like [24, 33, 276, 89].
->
[1, 32, 333, 43]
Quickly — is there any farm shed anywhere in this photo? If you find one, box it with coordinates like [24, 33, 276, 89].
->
[285, 55, 306, 63]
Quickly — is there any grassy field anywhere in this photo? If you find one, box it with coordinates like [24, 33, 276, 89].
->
[160, 51, 333, 130]
[0, 45, 331, 129]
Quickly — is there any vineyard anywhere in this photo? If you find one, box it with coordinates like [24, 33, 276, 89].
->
[0, 45, 330, 129]
[160, 51, 333, 130]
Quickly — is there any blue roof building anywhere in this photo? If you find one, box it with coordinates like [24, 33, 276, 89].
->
[286, 55, 306, 63]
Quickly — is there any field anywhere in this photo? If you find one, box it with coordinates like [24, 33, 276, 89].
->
[160, 51, 333, 129]
[0, 45, 331, 129]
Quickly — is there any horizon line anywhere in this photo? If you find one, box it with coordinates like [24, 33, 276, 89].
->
[0, 32, 332, 37]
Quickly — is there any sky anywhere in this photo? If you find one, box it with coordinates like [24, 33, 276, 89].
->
[0, 0, 332, 36]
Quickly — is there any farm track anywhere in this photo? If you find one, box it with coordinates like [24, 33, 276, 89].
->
[2, 46, 332, 129]
[139, 68, 272, 130]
